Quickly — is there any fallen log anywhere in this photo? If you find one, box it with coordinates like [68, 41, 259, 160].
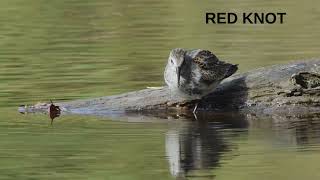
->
[19, 59, 320, 117]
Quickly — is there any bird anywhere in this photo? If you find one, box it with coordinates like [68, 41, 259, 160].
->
[164, 48, 238, 113]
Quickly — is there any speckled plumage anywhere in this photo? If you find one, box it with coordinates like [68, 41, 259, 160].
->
[164, 48, 238, 100]
[193, 50, 237, 83]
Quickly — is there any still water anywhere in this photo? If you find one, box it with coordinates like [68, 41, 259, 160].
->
[1, 0, 320, 179]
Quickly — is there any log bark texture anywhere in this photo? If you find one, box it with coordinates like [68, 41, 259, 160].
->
[20, 60, 320, 117]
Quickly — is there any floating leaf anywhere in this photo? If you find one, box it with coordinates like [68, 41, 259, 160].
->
[48, 100, 61, 125]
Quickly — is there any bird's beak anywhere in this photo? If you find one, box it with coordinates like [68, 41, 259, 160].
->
[176, 67, 181, 87]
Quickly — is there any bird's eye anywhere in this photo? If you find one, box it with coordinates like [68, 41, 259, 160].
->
[170, 59, 173, 64]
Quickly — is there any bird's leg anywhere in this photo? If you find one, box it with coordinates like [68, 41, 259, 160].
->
[192, 100, 201, 121]
[193, 102, 199, 114]
[193, 106, 198, 121]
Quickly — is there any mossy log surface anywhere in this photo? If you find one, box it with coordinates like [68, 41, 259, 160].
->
[20, 60, 320, 117]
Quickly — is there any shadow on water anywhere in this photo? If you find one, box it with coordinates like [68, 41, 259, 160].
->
[165, 113, 248, 179]
[248, 112, 320, 147]
[292, 114, 320, 146]
[165, 111, 320, 180]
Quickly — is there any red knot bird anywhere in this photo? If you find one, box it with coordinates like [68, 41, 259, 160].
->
[164, 48, 238, 113]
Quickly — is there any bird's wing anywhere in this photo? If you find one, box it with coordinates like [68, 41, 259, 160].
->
[193, 50, 238, 82]
[193, 50, 219, 70]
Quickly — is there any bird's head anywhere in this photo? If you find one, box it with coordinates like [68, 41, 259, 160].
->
[168, 48, 186, 87]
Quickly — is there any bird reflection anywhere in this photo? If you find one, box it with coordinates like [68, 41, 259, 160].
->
[165, 113, 248, 179]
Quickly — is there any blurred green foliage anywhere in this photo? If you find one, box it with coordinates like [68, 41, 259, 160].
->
[1, 0, 320, 107]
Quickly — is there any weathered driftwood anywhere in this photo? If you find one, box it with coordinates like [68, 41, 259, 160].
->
[19, 60, 320, 117]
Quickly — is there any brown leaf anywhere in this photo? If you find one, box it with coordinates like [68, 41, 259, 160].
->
[48, 100, 61, 124]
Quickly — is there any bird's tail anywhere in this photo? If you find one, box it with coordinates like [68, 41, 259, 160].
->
[224, 64, 238, 79]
